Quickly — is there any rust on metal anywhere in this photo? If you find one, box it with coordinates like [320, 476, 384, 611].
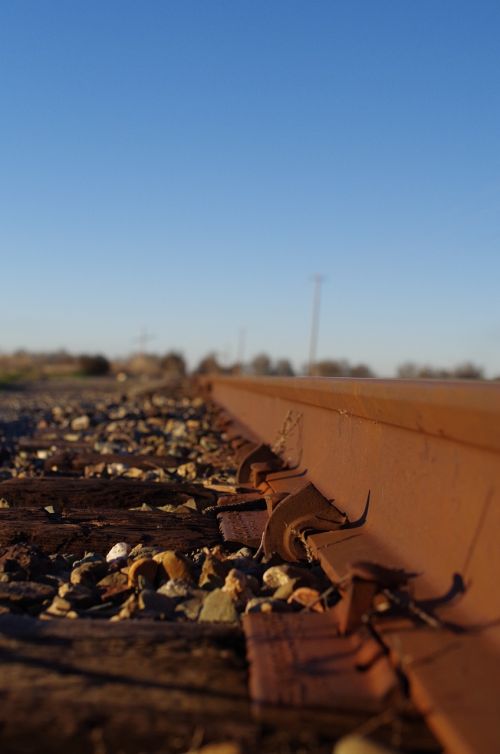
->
[264, 491, 288, 515]
[207, 376, 500, 619]
[378, 623, 500, 754]
[332, 578, 378, 635]
[262, 482, 345, 561]
[236, 443, 283, 485]
[207, 375, 500, 754]
[243, 611, 398, 712]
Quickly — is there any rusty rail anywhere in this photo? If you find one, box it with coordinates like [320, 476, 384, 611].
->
[204, 375, 500, 754]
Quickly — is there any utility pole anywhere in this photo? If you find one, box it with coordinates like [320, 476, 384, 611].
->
[308, 274, 325, 375]
[237, 327, 246, 369]
[133, 327, 154, 357]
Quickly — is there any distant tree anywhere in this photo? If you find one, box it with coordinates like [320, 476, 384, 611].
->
[416, 366, 451, 379]
[195, 353, 223, 375]
[126, 354, 162, 377]
[161, 351, 186, 377]
[250, 353, 273, 376]
[396, 362, 419, 379]
[349, 363, 375, 378]
[274, 358, 295, 377]
[453, 362, 484, 380]
[310, 359, 350, 377]
[78, 354, 110, 376]
[47, 349, 73, 365]
[397, 361, 484, 380]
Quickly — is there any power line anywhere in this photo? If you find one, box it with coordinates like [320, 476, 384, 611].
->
[132, 327, 155, 357]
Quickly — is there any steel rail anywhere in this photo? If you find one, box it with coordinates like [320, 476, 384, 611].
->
[204, 375, 500, 754]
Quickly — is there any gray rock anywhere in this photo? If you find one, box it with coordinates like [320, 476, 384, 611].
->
[128, 544, 159, 561]
[72, 552, 105, 569]
[198, 589, 238, 623]
[70, 561, 108, 587]
[175, 594, 206, 620]
[157, 579, 193, 599]
[58, 582, 96, 609]
[138, 589, 174, 618]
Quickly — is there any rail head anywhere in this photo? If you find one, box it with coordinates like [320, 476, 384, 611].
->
[203, 376, 500, 454]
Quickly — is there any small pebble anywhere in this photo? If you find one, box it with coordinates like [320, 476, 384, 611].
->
[106, 542, 131, 563]
[187, 744, 242, 754]
[287, 587, 325, 612]
[127, 557, 158, 588]
[176, 462, 197, 480]
[157, 579, 193, 599]
[333, 735, 398, 754]
[245, 597, 291, 614]
[199, 554, 230, 589]
[114, 593, 139, 620]
[273, 579, 300, 600]
[58, 582, 96, 609]
[70, 415, 90, 431]
[222, 568, 256, 607]
[72, 552, 105, 569]
[128, 544, 158, 561]
[154, 550, 194, 583]
[175, 594, 206, 620]
[263, 564, 317, 589]
[138, 589, 174, 618]
[70, 561, 107, 587]
[156, 503, 177, 513]
[198, 588, 238, 623]
[97, 571, 128, 590]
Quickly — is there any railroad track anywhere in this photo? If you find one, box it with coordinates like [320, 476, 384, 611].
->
[0, 377, 498, 753]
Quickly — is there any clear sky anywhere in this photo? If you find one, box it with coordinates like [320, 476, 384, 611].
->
[1, 1, 499, 375]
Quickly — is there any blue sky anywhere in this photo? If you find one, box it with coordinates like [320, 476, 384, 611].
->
[1, 1, 499, 375]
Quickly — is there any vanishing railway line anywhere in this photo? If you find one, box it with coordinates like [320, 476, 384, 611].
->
[0, 376, 498, 754]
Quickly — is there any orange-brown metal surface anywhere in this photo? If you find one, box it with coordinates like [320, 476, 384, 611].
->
[206, 376, 500, 754]
[243, 611, 398, 711]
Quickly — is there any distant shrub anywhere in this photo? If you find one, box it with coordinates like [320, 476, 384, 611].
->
[160, 351, 186, 376]
[78, 354, 110, 376]
[195, 353, 223, 375]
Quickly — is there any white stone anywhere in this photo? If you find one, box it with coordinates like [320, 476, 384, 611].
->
[71, 415, 90, 431]
[106, 542, 131, 563]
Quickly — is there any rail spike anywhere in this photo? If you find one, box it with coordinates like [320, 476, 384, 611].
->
[236, 443, 283, 485]
[262, 482, 346, 562]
